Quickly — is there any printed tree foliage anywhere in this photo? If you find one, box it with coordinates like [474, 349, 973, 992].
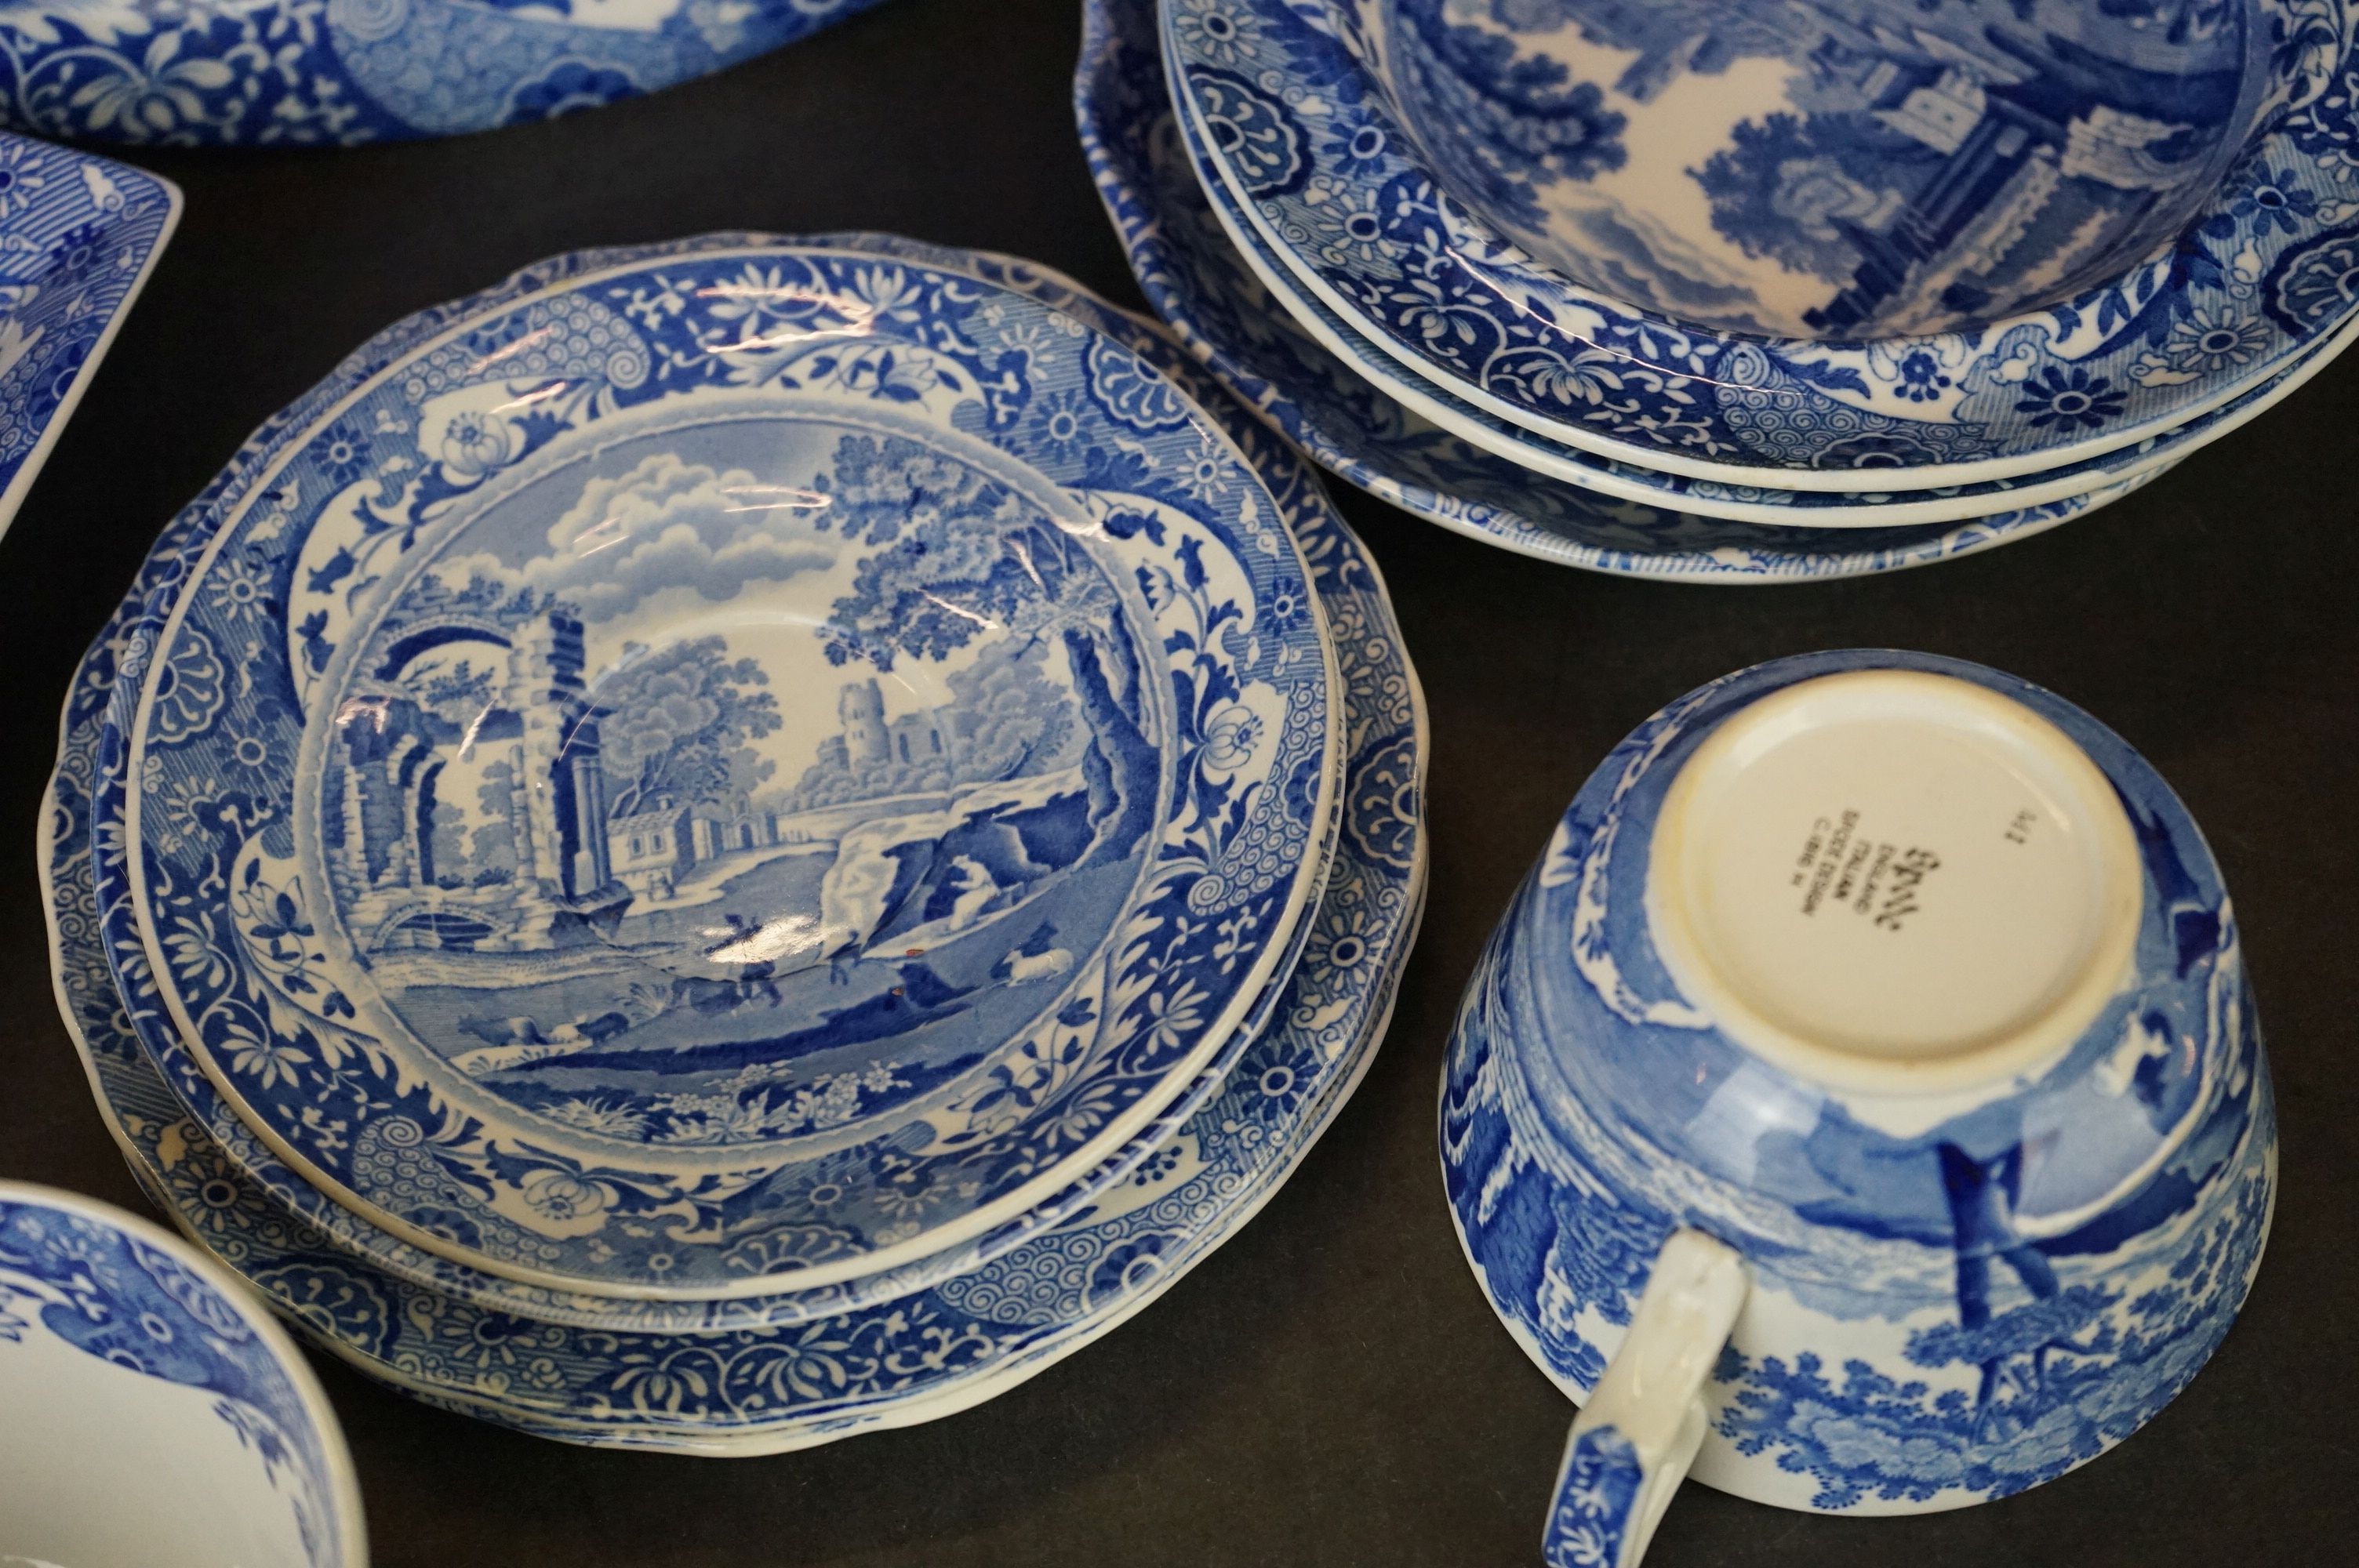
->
[1693, 111, 1931, 281]
[595, 637, 783, 819]
[814, 433, 1158, 869]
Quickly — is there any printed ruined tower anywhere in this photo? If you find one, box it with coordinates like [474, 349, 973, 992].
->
[840, 677, 891, 771]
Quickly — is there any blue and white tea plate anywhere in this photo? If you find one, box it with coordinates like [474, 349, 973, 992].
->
[1081, 0, 2181, 580]
[1163, 0, 2359, 490]
[0, 1181, 365, 1565]
[67, 238, 1346, 1338]
[117, 239, 1340, 1300]
[0, 0, 891, 146]
[0, 131, 176, 537]
[1164, 28, 2359, 533]
[46, 247, 1429, 1445]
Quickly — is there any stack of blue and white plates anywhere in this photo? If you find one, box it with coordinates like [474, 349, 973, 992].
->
[1088, 0, 2359, 583]
[41, 233, 1427, 1452]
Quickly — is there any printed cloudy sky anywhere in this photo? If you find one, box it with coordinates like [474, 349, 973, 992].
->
[520, 452, 843, 622]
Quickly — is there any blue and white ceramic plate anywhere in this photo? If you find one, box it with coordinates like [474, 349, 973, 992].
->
[1081, 0, 2179, 581]
[0, 0, 891, 146]
[1165, 28, 2359, 533]
[1163, 0, 2359, 490]
[0, 131, 176, 537]
[65, 235, 1348, 1338]
[1442, 650, 2275, 1513]
[46, 252, 1429, 1445]
[0, 1182, 365, 1565]
[118, 239, 1340, 1300]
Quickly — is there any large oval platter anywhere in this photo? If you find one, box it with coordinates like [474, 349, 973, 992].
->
[121, 240, 1339, 1298]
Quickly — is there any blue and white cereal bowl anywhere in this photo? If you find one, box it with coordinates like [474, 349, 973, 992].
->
[1441, 650, 2274, 1562]
[0, 1180, 365, 1566]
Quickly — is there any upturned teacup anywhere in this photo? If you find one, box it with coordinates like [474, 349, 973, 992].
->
[1441, 649, 2274, 1564]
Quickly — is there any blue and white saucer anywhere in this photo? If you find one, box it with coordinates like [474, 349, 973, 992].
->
[114, 239, 1340, 1301]
[1080, 0, 2179, 581]
[0, 0, 891, 145]
[45, 241, 1429, 1446]
[1165, 27, 2359, 533]
[1162, 0, 2359, 491]
[0, 131, 176, 537]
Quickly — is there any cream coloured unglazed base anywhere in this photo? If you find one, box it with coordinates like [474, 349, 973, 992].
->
[1645, 670, 2143, 1096]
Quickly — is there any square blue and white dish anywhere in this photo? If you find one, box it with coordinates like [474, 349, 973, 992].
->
[0, 130, 176, 538]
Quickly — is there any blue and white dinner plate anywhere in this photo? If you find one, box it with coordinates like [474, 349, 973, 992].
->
[45, 244, 1428, 1444]
[115, 238, 1341, 1301]
[1079, 0, 2180, 581]
[0, 0, 892, 146]
[1161, 0, 2359, 491]
[1161, 26, 2359, 534]
[0, 131, 176, 537]
[67, 237, 1347, 1338]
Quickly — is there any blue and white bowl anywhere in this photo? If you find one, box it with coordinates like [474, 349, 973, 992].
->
[0, 1181, 365, 1565]
[1083, 0, 2186, 579]
[0, 0, 893, 145]
[1443, 651, 2274, 1541]
[1361, 1, 2281, 343]
[1165, 0, 2359, 489]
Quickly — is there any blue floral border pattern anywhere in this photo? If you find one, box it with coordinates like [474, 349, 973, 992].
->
[0, 131, 176, 531]
[0, 1190, 355, 1565]
[0, 0, 892, 145]
[45, 234, 1431, 1445]
[1162, 0, 2359, 483]
[1077, 0, 2170, 581]
[1441, 651, 2277, 1513]
[116, 241, 1338, 1297]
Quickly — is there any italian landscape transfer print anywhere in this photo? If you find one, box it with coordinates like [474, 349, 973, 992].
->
[1442, 652, 2275, 1512]
[45, 242, 1430, 1437]
[122, 245, 1335, 1296]
[1167, 0, 2359, 477]
[0, 1193, 351, 1565]
[0, 133, 176, 522]
[1080, 0, 2161, 579]
[1376, 1, 2271, 341]
[0, 0, 892, 144]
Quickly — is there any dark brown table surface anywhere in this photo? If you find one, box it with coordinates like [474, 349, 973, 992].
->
[2, 2, 2353, 1562]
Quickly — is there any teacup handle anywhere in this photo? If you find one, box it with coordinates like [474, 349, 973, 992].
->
[1542, 1229, 1749, 1568]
